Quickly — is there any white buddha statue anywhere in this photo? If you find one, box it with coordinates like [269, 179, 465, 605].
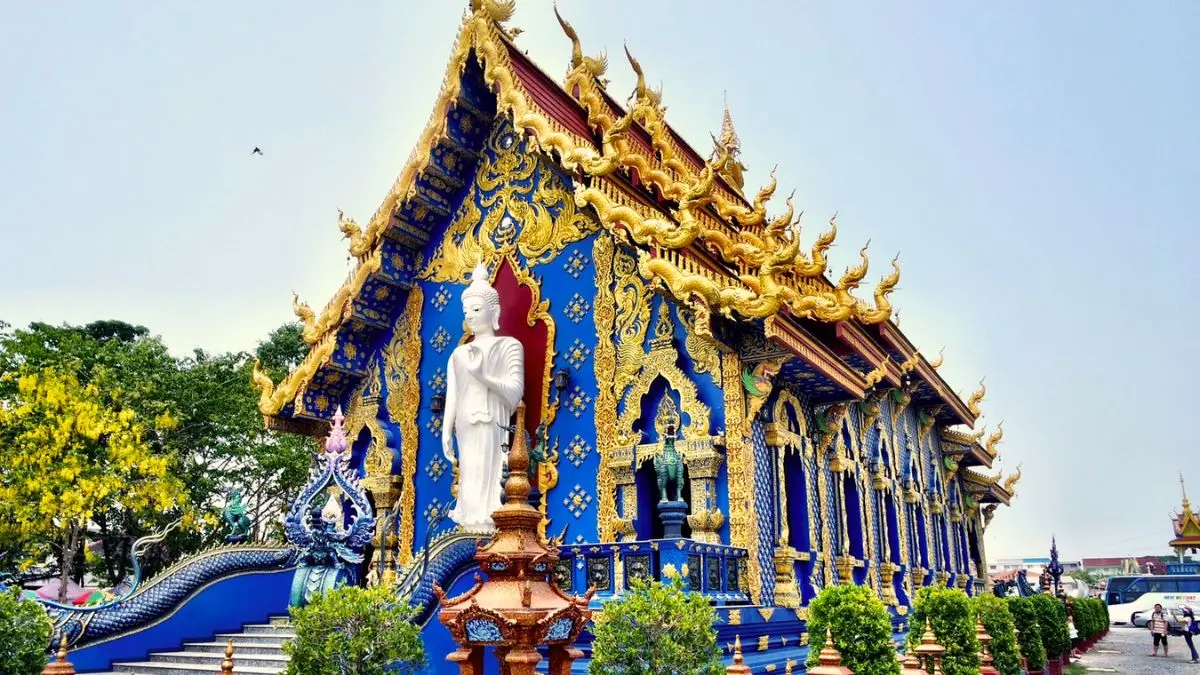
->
[441, 262, 525, 533]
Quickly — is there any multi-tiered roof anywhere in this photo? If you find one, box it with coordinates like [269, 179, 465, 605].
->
[253, 1, 998, 458]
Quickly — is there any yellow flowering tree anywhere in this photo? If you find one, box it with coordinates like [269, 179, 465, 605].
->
[0, 368, 188, 601]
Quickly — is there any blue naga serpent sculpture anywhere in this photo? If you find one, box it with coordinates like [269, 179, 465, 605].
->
[39, 408, 380, 649]
[285, 408, 375, 607]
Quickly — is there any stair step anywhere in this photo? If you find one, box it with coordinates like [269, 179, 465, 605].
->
[240, 623, 300, 635]
[148, 651, 289, 668]
[183, 641, 289, 656]
[110, 661, 285, 674]
[214, 632, 295, 644]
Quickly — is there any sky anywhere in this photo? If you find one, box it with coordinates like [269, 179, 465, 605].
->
[2, 1, 1198, 561]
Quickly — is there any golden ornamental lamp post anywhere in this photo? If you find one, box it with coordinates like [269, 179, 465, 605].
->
[42, 636, 76, 675]
[436, 401, 593, 675]
[912, 619, 946, 674]
[807, 628, 854, 675]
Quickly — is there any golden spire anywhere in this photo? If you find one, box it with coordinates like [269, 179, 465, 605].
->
[966, 377, 986, 417]
[1182, 472, 1190, 509]
[712, 97, 747, 195]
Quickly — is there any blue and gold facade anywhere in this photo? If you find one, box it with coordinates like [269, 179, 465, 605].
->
[255, 3, 1018, 670]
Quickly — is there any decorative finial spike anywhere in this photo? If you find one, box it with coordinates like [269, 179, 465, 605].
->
[220, 638, 235, 674]
[325, 407, 349, 455]
[58, 635, 69, 661]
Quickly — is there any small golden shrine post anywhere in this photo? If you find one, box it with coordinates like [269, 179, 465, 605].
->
[436, 401, 593, 675]
[42, 637, 76, 675]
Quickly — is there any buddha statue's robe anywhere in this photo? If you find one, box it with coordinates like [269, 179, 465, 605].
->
[442, 335, 524, 532]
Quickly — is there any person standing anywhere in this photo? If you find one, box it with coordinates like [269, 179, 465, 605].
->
[1149, 603, 1170, 657]
[1183, 606, 1199, 664]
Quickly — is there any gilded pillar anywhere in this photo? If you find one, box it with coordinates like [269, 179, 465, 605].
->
[592, 235, 620, 542]
[721, 351, 763, 604]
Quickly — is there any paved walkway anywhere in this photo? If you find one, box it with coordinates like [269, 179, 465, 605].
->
[1073, 626, 1199, 674]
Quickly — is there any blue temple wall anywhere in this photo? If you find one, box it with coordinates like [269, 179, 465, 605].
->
[390, 116, 605, 555]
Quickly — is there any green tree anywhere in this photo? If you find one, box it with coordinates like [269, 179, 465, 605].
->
[804, 583, 899, 675]
[1006, 596, 1046, 670]
[0, 320, 312, 586]
[906, 585, 979, 675]
[282, 585, 426, 675]
[970, 594, 1022, 675]
[1030, 594, 1070, 660]
[0, 368, 190, 601]
[0, 588, 54, 675]
[589, 576, 724, 675]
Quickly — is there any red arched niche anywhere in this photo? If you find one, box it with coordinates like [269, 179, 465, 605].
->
[489, 257, 549, 441]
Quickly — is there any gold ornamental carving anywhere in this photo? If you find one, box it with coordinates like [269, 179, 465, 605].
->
[421, 121, 597, 283]
[592, 235, 620, 542]
[383, 288, 425, 566]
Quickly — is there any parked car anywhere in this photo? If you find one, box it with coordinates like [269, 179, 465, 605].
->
[1132, 606, 1190, 634]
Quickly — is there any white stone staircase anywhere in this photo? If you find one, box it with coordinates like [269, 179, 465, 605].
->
[89, 616, 293, 675]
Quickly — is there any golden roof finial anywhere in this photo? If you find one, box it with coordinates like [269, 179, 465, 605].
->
[966, 377, 986, 417]
[469, 0, 520, 38]
[836, 239, 871, 292]
[291, 291, 318, 344]
[985, 421, 1004, 457]
[554, 3, 608, 83]
[930, 347, 945, 370]
[712, 95, 747, 195]
[623, 42, 661, 105]
[1002, 463, 1022, 495]
[864, 356, 891, 390]
[251, 359, 276, 409]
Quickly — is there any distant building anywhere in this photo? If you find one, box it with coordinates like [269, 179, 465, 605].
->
[988, 557, 1080, 577]
[1078, 556, 1165, 576]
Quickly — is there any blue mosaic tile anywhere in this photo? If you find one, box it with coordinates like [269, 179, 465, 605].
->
[563, 484, 592, 518]
[430, 326, 452, 353]
[424, 498, 446, 523]
[564, 338, 591, 370]
[565, 435, 593, 468]
[428, 368, 447, 394]
[564, 386, 592, 418]
[425, 456, 448, 482]
[563, 249, 590, 279]
[432, 286, 452, 312]
[563, 294, 591, 324]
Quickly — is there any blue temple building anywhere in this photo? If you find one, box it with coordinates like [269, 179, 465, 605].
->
[44, 4, 1020, 673]
[249, 4, 1019, 670]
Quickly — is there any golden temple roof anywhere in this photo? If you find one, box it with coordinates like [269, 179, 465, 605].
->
[1171, 474, 1200, 549]
[254, 2, 985, 429]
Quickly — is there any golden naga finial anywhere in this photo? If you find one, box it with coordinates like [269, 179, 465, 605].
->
[836, 239, 871, 293]
[623, 42, 662, 107]
[251, 359, 276, 410]
[292, 291, 318, 344]
[857, 252, 900, 324]
[553, 3, 607, 83]
[930, 347, 945, 370]
[795, 214, 837, 278]
[898, 351, 921, 376]
[863, 356, 891, 390]
[469, 0, 520, 37]
[337, 209, 370, 262]
[985, 421, 1004, 456]
[1002, 462, 1022, 495]
[967, 423, 987, 443]
[966, 377, 986, 417]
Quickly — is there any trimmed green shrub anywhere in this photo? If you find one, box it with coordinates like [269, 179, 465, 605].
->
[907, 585, 978, 675]
[804, 583, 900, 675]
[589, 576, 724, 675]
[970, 594, 1022, 675]
[282, 585, 426, 675]
[1072, 597, 1108, 639]
[1006, 596, 1046, 670]
[0, 588, 54, 675]
[1031, 594, 1071, 660]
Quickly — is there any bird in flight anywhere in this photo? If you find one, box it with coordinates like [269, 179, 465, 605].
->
[251, 147, 263, 156]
